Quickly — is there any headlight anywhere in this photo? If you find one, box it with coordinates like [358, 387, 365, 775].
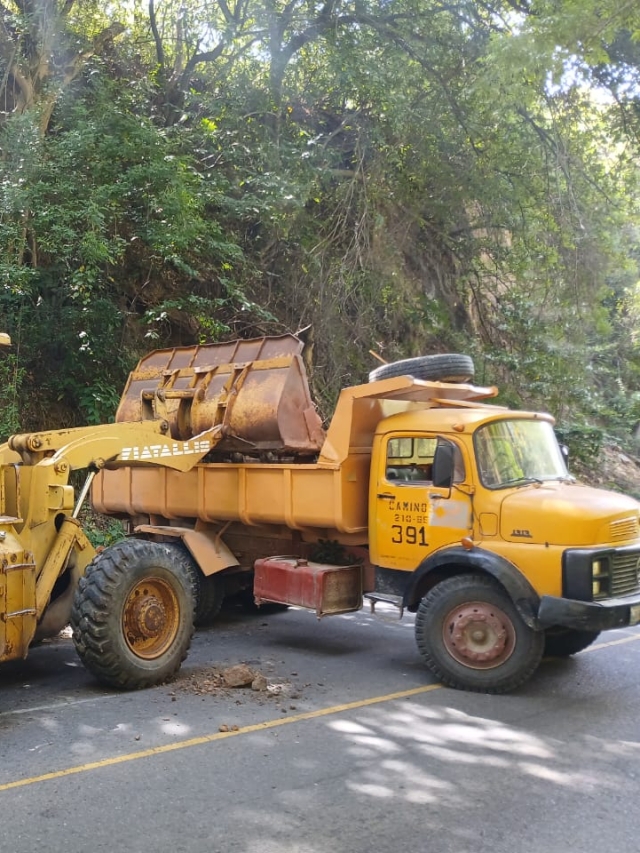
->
[591, 557, 610, 599]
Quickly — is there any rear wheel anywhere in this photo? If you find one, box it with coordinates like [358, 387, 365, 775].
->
[236, 588, 289, 614]
[194, 572, 226, 626]
[157, 542, 225, 626]
[71, 538, 196, 690]
[544, 628, 600, 657]
[415, 573, 544, 693]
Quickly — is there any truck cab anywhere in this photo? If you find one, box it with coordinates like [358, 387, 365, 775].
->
[368, 407, 640, 692]
[370, 409, 574, 579]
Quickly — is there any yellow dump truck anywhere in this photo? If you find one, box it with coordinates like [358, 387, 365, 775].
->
[2, 332, 640, 693]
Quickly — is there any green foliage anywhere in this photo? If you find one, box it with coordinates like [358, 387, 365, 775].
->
[81, 515, 127, 550]
[77, 384, 122, 426]
[0, 70, 266, 427]
[555, 424, 604, 465]
[0, 0, 637, 445]
[309, 540, 360, 566]
[0, 351, 25, 439]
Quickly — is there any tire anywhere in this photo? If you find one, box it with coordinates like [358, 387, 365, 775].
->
[194, 572, 225, 626]
[235, 588, 289, 615]
[70, 538, 196, 690]
[544, 628, 600, 657]
[369, 353, 474, 384]
[415, 573, 544, 694]
[147, 542, 224, 626]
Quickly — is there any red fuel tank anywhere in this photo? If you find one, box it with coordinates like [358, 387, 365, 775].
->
[253, 556, 363, 618]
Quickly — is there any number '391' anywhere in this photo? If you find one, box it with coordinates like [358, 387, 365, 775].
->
[391, 525, 428, 545]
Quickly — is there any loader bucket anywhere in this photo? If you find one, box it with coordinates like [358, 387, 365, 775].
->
[116, 334, 325, 456]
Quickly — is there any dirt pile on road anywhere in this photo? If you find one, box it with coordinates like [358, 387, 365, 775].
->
[172, 662, 301, 702]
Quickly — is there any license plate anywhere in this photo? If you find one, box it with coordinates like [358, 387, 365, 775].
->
[630, 604, 640, 625]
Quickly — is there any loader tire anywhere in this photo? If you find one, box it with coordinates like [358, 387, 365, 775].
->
[142, 541, 224, 626]
[369, 353, 474, 383]
[71, 538, 196, 690]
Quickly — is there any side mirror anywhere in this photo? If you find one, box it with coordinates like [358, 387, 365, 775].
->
[560, 443, 569, 463]
[432, 443, 454, 489]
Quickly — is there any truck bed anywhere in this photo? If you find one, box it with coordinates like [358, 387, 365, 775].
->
[92, 454, 371, 536]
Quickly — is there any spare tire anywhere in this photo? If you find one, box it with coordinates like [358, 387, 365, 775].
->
[369, 353, 474, 383]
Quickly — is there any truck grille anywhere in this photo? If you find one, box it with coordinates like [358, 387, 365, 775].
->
[610, 552, 640, 596]
[609, 517, 639, 542]
[594, 550, 640, 600]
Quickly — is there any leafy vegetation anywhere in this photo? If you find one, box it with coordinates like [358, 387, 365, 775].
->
[79, 512, 126, 550]
[0, 0, 639, 445]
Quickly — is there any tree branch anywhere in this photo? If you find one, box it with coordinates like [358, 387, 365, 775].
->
[0, 17, 34, 108]
[216, 0, 234, 25]
[149, 0, 165, 72]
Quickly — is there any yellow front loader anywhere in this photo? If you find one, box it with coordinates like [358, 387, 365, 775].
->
[0, 419, 228, 683]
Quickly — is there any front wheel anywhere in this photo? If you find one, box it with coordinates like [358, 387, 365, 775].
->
[415, 573, 544, 694]
[71, 538, 196, 690]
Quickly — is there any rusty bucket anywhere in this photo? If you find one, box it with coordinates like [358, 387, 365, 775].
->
[116, 334, 325, 456]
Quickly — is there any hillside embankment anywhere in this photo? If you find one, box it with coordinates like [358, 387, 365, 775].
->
[573, 442, 640, 501]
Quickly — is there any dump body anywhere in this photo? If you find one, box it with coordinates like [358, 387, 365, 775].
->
[92, 457, 369, 536]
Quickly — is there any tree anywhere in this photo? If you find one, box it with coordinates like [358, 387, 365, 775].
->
[0, 0, 638, 440]
[0, 0, 124, 134]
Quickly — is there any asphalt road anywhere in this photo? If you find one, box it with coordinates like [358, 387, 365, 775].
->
[1, 601, 639, 853]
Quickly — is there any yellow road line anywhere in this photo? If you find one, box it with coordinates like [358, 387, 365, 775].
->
[0, 683, 443, 793]
[583, 632, 640, 652]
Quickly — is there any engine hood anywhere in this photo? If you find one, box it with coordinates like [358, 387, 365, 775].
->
[499, 482, 640, 546]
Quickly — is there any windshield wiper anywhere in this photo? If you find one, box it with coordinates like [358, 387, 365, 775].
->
[500, 476, 543, 487]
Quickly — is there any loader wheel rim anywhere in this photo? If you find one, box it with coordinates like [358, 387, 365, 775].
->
[442, 600, 516, 670]
[122, 577, 180, 660]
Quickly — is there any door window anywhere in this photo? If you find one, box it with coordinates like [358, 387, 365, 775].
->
[385, 436, 465, 484]
[385, 436, 437, 483]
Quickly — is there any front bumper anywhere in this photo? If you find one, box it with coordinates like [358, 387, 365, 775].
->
[538, 591, 640, 632]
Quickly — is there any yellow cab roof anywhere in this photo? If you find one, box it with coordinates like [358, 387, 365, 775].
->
[375, 406, 556, 436]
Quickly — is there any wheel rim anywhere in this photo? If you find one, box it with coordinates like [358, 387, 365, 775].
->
[122, 576, 181, 660]
[442, 600, 516, 670]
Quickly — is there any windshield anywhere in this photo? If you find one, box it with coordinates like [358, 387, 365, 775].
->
[474, 419, 568, 489]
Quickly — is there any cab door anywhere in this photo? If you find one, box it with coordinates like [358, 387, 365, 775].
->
[370, 433, 473, 571]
